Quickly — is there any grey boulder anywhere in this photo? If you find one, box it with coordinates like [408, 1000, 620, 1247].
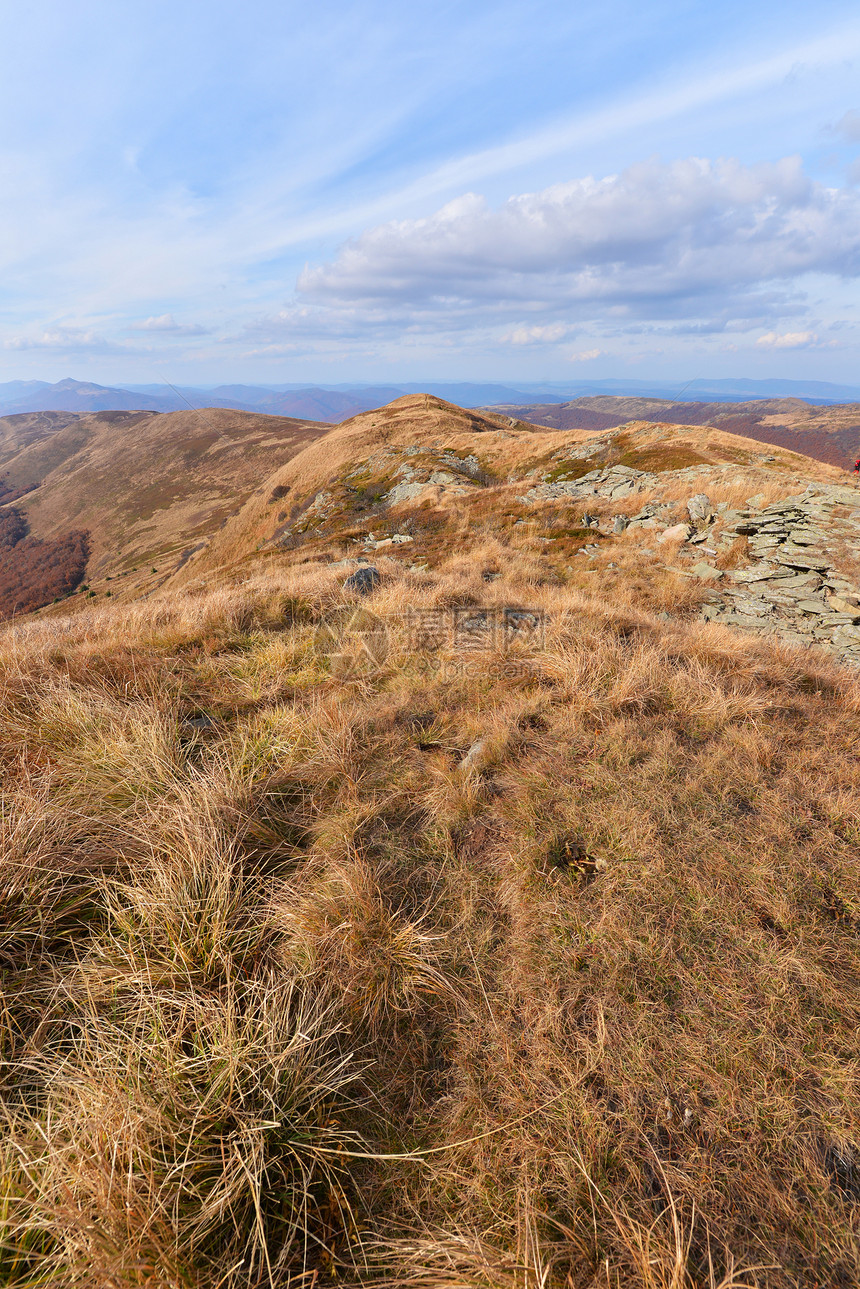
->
[344, 565, 380, 595]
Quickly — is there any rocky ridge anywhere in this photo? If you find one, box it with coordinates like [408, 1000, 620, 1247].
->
[519, 462, 659, 504]
[698, 485, 860, 663]
[513, 443, 860, 665]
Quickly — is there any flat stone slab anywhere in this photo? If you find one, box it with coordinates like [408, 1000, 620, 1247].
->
[714, 613, 773, 629]
[729, 564, 793, 583]
[774, 551, 831, 571]
[692, 562, 723, 580]
[723, 598, 773, 617]
[795, 599, 833, 615]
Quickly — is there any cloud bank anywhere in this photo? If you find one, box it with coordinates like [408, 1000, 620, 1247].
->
[296, 157, 860, 336]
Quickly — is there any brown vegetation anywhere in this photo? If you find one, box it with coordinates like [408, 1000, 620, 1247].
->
[488, 397, 860, 471]
[0, 530, 90, 616]
[0, 398, 858, 1285]
[0, 505, 90, 617]
[0, 535, 857, 1286]
[0, 407, 331, 599]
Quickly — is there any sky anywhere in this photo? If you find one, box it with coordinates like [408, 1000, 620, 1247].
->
[3, 0, 860, 386]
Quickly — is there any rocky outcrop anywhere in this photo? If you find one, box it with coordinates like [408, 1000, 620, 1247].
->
[519, 463, 658, 504]
[699, 485, 860, 664]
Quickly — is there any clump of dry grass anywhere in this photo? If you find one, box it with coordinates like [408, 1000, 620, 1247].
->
[274, 856, 455, 1034]
[0, 539, 859, 1287]
[5, 979, 363, 1288]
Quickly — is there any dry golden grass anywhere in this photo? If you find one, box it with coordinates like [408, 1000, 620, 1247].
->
[0, 540, 858, 1287]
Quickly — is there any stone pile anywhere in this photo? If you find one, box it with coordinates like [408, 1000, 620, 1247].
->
[520, 463, 658, 504]
[699, 485, 860, 665]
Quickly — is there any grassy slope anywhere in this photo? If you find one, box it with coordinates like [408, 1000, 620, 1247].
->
[0, 408, 330, 605]
[0, 413, 82, 475]
[483, 397, 860, 472]
[0, 401, 858, 1286]
[181, 395, 843, 585]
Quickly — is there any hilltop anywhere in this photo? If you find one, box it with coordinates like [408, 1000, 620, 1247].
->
[7, 393, 860, 669]
[0, 394, 859, 1287]
[486, 396, 860, 472]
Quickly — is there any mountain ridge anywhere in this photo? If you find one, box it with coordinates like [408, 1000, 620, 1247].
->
[4, 374, 860, 420]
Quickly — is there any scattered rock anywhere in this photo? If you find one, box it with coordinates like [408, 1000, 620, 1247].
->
[687, 494, 713, 523]
[459, 738, 487, 771]
[659, 522, 691, 544]
[828, 595, 860, 616]
[181, 713, 218, 733]
[366, 533, 414, 550]
[699, 485, 860, 663]
[344, 566, 380, 595]
[692, 562, 723, 581]
[729, 564, 785, 584]
[522, 463, 658, 504]
[796, 599, 832, 616]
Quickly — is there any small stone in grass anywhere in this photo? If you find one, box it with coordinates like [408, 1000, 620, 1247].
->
[658, 522, 691, 544]
[344, 565, 380, 595]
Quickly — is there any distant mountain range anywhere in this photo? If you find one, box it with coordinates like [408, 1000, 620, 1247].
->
[3, 376, 860, 420]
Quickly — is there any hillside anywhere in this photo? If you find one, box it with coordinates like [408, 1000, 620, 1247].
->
[487, 396, 860, 472]
[0, 406, 329, 617]
[0, 396, 858, 1286]
[0, 411, 82, 475]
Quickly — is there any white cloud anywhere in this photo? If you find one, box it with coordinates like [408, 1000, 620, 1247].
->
[130, 313, 209, 335]
[3, 327, 129, 353]
[298, 156, 860, 330]
[568, 348, 604, 362]
[502, 322, 571, 345]
[756, 330, 818, 349]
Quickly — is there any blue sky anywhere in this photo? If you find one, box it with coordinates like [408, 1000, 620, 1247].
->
[3, 0, 860, 385]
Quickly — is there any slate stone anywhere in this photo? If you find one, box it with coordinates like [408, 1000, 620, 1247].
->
[658, 522, 690, 542]
[692, 562, 723, 580]
[716, 612, 771, 629]
[827, 595, 860, 616]
[774, 551, 830, 571]
[687, 494, 713, 522]
[816, 614, 860, 627]
[796, 599, 832, 615]
[344, 565, 381, 595]
[729, 564, 786, 583]
[725, 597, 772, 617]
